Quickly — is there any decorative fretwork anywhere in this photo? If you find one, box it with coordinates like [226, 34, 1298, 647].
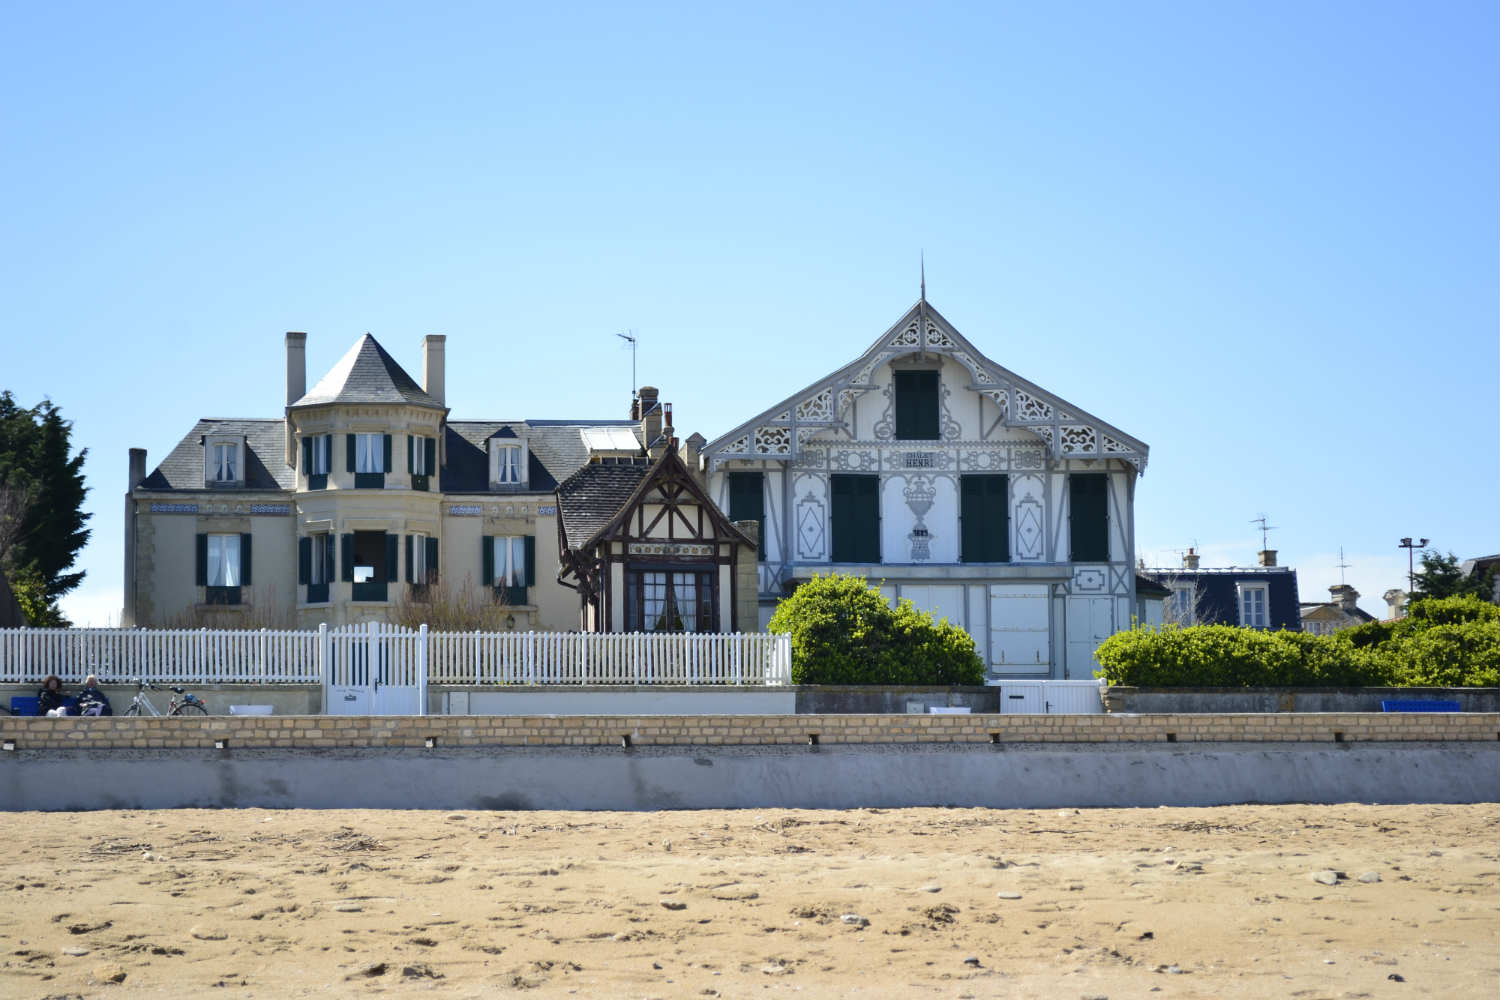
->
[1028, 424, 1054, 449]
[1102, 435, 1131, 454]
[978, 388, 1008, 419]
[938, 383, 961, 441]
[722, 433, 750, 454]
[890, 323, 920, 348]
[833, 449, 878, 472]
[1059, 425, 1097, 454]
[871, 383, 895, 441]
[753, 426, 792, 455]
[1015, 389, 1053, 422]
[793, 446, 826, 469]
[1012, 446, 1046, 470]
[924, 322, 955, 348]
[795, 388, 833, 422]
[959, 448, 1008, 472]
[771, 410, 790, 422]
[954, 351, 995, 384]
[853, 351, 892, 386]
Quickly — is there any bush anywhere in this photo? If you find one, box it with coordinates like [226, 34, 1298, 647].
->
[769, 573, 984, 685]
[1094, 595, 1498, 689]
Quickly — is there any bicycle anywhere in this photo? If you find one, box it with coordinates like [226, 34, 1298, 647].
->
[123, 679, 209, 717]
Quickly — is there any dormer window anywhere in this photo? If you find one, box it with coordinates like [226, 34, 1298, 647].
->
[204, 435, 245, 487]
[490, 439, 529, 489]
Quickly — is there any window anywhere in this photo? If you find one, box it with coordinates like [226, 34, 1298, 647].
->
[893, 370, 940, 440]
[727, 471, 766, 562]
[483, 535, 534, 605]
[1068, 473, 1109, 562]
[299, 533, 334, 603]
[1238, 583, 1269, 629]
[204, 436, 244, 486]
[195, 532, 250, 605]
[343, 531, 396, 601]
[960, 474, 1009, 563]
[405, 532, 438, 587]
[830, 474, 880, 563]
[348, 433, 390, 488]
[302, 434, 331, 490]
[626, 569, 716, 632]
[1168, 584, 1196, 625]
[494, 443, 524, 485]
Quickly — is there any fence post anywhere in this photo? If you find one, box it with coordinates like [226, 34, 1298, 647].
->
[418, 623, 428, 717]
[318, 622, 330, 712]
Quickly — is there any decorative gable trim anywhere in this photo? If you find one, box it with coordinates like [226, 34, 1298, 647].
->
[702, 302, 1149, 472]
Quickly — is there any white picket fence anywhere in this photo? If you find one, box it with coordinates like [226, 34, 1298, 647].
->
[0, 625, 792, 688]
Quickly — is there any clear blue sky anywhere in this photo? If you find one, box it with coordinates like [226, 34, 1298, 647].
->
[3, 1, 1495, 624]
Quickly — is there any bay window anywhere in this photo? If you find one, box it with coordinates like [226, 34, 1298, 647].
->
[625, 569, 717, 632]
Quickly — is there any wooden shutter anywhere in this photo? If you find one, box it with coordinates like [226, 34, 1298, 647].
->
[1069, 474, 1109, 562]
[894, 371, 939, 440]
[425, 537, 439, 582]
[960, 476, 984, 562]
[728, 472, 765, 561]
[382, 435, 392, 473]
[323, 534, 335, 580]
[962, 475, 1010, 562]
[346, 434, 356, 472]
[424, 438, 435, 479]
[481, 536, 494, 586]
[406, 435, 414, 473]
[384, 533, 398, 582]
[240, 533, 253, 586]
[831, 474, 880, 563]
[301, 437, 311, 475]
[340, 534, 354, 582]
[524, 535, 536, 585]
[298, 537, 311, 584]
[404, 534, 414, 584]
[195, 533, 207, 586]
[855, 475, 879, 562]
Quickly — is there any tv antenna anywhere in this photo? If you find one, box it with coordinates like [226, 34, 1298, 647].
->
[1335, 546, 1351, 586]
[616, 330, 637, 403]
[1250, 513, 1277, 551]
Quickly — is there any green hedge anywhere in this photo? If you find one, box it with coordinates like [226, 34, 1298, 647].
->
[769, 573, 985, 685]
[1095, 595, 1499, 688]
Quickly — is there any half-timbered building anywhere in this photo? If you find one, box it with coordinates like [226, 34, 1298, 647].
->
[700, 297, 1150, 680]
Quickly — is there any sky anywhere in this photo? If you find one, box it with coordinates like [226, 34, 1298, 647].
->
[2, 1, 1495, 625]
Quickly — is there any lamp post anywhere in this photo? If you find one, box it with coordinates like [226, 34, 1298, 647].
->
[1397, 537, 1429, 595]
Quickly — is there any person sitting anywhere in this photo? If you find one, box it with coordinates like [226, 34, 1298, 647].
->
[37, 674, 72, 716]
[76, 675, 112, 717]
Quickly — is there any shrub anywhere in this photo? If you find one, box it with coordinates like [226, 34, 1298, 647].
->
[769, 573, 984, 685]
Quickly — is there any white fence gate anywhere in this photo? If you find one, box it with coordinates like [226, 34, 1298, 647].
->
[995, 680, 1104, 715]
[324, 622, 427, 716]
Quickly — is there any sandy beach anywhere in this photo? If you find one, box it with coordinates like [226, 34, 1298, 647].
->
[1, 803, 1494, 999]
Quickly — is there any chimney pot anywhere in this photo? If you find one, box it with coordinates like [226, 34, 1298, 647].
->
[285, 332, 307, 406]
[1182, 547, 1200, 570]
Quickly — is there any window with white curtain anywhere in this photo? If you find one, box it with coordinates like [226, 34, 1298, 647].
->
[494, 536, 526, 586]
[206, 534, 241, 587]
[309, 435, 330, 475]
[211, 443, 237, 482]
[496, 444, 522, 484]
[355, 433, 384, 473]
[627, 569, 715, 632]
[1238, 583, 1269, 628]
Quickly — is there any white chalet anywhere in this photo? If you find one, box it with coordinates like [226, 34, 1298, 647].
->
[700, 299, 1149, 681]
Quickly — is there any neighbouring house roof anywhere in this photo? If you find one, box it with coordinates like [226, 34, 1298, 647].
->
[139, 419, 295, 492]
[292, 334, 444, 410]
[1135, 574, 1172, 599]
[1140, 566, 1302, 630]
[1300, 602, 1376, 624]
[444, 421, 641, 494]
[554, 461, 654, 550]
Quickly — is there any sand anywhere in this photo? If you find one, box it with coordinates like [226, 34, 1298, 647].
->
[0, 803, 1494, 999]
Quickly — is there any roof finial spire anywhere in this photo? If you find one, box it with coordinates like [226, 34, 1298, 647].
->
[920, 251, 926, 304]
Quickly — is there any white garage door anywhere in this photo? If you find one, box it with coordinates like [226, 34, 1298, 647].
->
[989, 584, 1050, 676]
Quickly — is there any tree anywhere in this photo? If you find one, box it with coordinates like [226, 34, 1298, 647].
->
[1412, 550, 1495, 603]
[768, 573, 984, 685]
[0, 392, 91, 625]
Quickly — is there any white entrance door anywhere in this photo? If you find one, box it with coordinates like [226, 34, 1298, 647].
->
[1065, 597, 1115, 679]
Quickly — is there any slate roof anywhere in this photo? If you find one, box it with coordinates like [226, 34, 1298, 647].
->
[292, 334, 443, 409]
[1140, 566, 1302, 631]
[554, 461, 652, 550]
[139, 419, 294, 492]
[1300, 602, 1376, 624]
[444, 421, 641, 494]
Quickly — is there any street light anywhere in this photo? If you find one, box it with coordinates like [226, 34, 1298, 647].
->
[1397, 537, 1429, 595]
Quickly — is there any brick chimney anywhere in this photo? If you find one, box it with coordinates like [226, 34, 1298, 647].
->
[639, 387, 663, 455]
[1182, 547, 1200, 570]
[1258, 549, 1277, 567]
[422, 334, 446, 406]
[1329, 584, 1359, 612]
[285, 332, 307, 405]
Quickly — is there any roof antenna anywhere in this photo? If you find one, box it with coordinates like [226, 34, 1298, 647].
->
[1250, 513, 1277, 552]
[616, 330, 637, 408]
[1335, 546, 1351, 586]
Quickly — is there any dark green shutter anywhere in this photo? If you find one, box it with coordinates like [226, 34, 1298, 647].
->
[424, 437, 435, 478]
[406, 435, 414, 473]
[341, 533, 354, 582]
[894, 371, 939, 440]
[384, 533, 398, 582]
[346, 434, 356, 472]
[961, 475, 1009, 562]
[1069, 474, 1109, 562]
[831, 474, 880, 563]
[323, 534, 335, 580]
[404, 534, 414, 584]
[240, 533, 253, 586]
[728, 472, 766, 562]
[481, 536, 494, 586]
[382, 434, 392, 473]
[301, 437, 312, 474]
[298, 537, 311, 584]
[426, 537, 438, 581]
[195, 533, 207, 585]
[524, 535, 536, 586]
[960, 476, 983, 562]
